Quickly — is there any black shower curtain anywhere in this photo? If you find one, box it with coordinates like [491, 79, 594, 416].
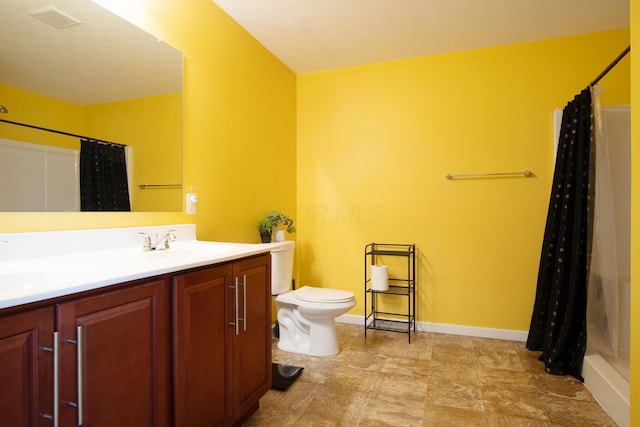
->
[79, 139, 131, 211]
[526, 89, 594, 381]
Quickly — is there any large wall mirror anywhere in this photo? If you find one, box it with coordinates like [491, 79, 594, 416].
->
[0, 0, 183, 212]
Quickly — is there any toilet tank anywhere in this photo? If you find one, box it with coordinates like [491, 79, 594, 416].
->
[270, 240, 295, 295]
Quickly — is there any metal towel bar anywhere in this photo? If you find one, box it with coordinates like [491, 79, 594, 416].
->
[445, 170, 532, 180]
[138, 183, 183, 189]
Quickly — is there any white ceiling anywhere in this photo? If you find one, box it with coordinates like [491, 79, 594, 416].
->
[211, 0, 630, 74]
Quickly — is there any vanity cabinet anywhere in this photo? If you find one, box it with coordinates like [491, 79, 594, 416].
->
[0, 307, 54, 427]
[0, 277, 170, 427]
[0, 251, 272, 427]
[173, 263, 234, 426]
[230, 254, 272, 423]
[56, 278, 171, 427]
[172, 253, 272, 427]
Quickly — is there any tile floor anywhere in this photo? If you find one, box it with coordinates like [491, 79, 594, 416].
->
[244, 323, 616, 426]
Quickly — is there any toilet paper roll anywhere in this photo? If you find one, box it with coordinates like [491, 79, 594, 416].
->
[371, 265, 389, 291]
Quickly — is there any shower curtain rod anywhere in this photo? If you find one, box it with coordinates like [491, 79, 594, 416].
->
[589, 45, 630, 87]
[0, 118, 126, 147]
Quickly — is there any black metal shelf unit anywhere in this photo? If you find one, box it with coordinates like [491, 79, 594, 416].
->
[364, 243, 416, 342]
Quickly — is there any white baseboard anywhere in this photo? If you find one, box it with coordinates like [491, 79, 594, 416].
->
[336, 314, 528, 342]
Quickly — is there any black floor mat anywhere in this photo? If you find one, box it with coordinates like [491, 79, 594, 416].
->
[271, 363, 304, 391]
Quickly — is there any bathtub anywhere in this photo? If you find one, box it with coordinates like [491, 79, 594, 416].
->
[583, 353, 629, 427]
[584, 277, 630, 427]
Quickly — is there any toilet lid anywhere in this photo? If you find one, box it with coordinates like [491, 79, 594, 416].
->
[293, 286, 354, 303]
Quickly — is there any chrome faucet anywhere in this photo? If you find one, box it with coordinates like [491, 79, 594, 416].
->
[155, 229, 177, 250]
[138, 230, 177, 251]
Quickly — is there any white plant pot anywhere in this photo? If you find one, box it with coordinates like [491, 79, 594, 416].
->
[274, 229, 285, 242]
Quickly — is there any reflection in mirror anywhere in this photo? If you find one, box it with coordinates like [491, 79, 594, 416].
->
[0, 0, 183, 212]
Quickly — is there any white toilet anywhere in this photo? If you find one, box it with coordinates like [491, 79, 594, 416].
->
[270, 241, 356, 357]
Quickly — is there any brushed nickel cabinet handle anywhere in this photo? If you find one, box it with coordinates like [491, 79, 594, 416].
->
[39, 333, 59, 426]
[76, 326, 83, 426]
[242, 275, 247, 332]
[53, 331, 60, 427]
[230, 279, 239, 335]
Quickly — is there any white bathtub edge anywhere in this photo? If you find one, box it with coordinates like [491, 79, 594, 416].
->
[583, 353, 630, 427]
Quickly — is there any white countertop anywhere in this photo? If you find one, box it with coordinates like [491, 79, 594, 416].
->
[0, 224, 282, 310]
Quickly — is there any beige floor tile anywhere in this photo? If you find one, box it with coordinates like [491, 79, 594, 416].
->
[431, 333, 475, 347]
[422, 405, 487, 427]
[263, 380, 318, 412]
[371, 373, 428, 401]
[477, 366, 537, 393]
[431, 336, 478, 364]
[474, 340, 526, 371]
[360, 392, 426, 427]
[321, 362, 382, 392]
[485, 410, 552, 427]
[480, 385, 549, 421]
[518, 348, 548, 373]
[243, 324, 616, 426]
[300, 384, 371, 425]
[528, 371, 594, 401]
[429, 358, 480, 385]
[377, 353, 431, 379]
[537, 394, 618, 426]
[427, 375, 485, 412]
[243, 404, 301, 427]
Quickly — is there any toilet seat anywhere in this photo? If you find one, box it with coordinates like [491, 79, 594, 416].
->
[292, 286, 354, 303]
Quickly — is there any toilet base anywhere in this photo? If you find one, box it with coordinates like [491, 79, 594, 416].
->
[277, 335, 339, 357]
[277, 311, 341, 357]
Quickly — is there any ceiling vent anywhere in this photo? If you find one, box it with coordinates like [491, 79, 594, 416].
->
[28, 6, 82, 29]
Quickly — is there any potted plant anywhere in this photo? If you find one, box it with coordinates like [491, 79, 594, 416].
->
[257, 211, 296, 242]
[257, 218, 272, 243]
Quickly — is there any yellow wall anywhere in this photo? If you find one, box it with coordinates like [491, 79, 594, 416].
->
[133, 0, 298, 242]
[630, 0, 638, 424]
[0, 84, 84, 150]
[0, 0, 297, 236]
[296, 29, 630, 331]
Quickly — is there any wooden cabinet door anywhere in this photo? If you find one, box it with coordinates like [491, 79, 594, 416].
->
[0, 307, 54, 427]
[172, 264, 233, 427]
[231, 254, 271, 422]
[57, 279, 170, 427]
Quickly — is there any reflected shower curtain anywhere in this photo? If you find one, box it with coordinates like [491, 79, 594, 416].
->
[526, 88, 594, 380]
[79, 139, 131, 211]
[587, 89, 630, 379]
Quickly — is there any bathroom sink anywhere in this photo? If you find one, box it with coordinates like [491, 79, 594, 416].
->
[0, 264, 78, 297]
[131, 241, 262, 269]
[0, 238, 272, 309]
